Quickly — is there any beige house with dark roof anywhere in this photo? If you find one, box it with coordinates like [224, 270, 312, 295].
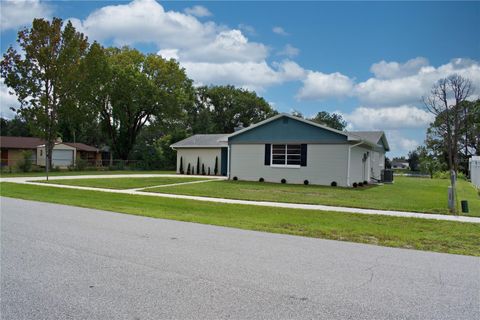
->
[0, 136, 100, 168]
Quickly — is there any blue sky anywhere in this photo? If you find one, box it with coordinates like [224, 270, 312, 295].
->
[1, 0, 479, 156]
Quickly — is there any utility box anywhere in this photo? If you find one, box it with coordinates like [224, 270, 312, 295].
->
[382, 169, 394, 183]
[461, 200, 469, 213]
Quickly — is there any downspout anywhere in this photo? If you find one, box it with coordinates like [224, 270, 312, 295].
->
[227, 144, 231, 179]
[346, 142, 363, 187]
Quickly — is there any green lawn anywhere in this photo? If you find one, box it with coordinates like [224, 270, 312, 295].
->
[0, 170, 175, 178]
[144, 176, 480, 216]
[38, 176, 215, 189]
[1, 182, 479, 256]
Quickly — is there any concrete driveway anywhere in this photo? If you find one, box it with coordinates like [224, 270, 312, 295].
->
[1, 197, 479, 319]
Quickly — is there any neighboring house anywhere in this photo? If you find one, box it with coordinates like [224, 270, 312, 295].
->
[391, 160, 409, 169]
[171, 114, 390, 187]
[64, 142, 101, 166]
[0, 136, 42, 167]
[0, 136, 100, 168]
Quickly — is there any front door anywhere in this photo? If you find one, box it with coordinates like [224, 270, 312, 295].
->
[220, 148, 228, 176]
[1, 149, 8, 166]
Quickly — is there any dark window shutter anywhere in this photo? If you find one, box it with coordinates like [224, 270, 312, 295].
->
[300, 144, 307, 166]
[264, 144, 271, 165]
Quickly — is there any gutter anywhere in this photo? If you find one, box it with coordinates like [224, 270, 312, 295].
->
[346, 142, 363, 187]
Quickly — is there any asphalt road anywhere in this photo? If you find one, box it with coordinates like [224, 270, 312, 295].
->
[1, 197, 479, 320]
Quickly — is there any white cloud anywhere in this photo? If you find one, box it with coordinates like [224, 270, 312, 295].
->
[387, 131, 421, 155]
[370, 57, 430, 79]
[184, 5, 212, 17]
[298, 58, 480, 105]
[342, 105, 434, 130]
[237, 24, 256, 36]
[0, 0, 52, 31]
[272, 26, 289, 36]
[277, 44, 300, 58]
[0, 82, 19, 119]
[183, 60, 305, 91]
[297, 71, 354, 100]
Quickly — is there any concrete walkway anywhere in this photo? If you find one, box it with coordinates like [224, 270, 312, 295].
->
[1, 174, 479, 224]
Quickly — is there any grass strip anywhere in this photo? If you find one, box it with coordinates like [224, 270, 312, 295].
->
[1, 182, 479, 256]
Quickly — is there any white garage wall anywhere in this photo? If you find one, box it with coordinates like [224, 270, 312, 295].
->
[176, 148, 222, 175]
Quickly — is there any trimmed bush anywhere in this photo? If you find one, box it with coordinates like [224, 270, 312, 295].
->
[358, 182, 364, 187]
[179, 156, 184, 174]
[331, 181, 337, 187]
[281, 178, 286, 184]
[196, 157, 200, 175]
[353, 182, 358, 188]
[259, 177, 264, 182]
[186, 163, 191, 175]
[208, 167, 211, 175]
[16, 150, 33, 172]
[233, 176, 238, 181]
[363, 180, 368, 185]
[303, 180, 309, 185]
[214, 156, 218, 175]
[202, 163, 206, 175]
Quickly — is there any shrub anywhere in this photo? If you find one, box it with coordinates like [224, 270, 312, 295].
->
[433, 170, 466, 180]
[208, 167, 211, 175]
[186, 163, 191, 175]
[202, 163, 206, 175]
[16, 150, 33, 172]
[259, 177, 264, 182]
[196, 157, 200, 175]
[281, 178, 286, 184]
[303, 180, 309, 185]
[179, 156, 184, 174]
[75, 158, 88, 171]
[363, 180, 368, 185]
[331, 181, 337, 187]
[353, 182, 358, 188]
[358, 182, 364, 187]
[233, 176, 238, 181]
[214, 156, 218, 175]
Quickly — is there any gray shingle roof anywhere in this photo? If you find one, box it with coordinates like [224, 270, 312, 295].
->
[349, 131, 389, 150]
[170, 134, 229, 148]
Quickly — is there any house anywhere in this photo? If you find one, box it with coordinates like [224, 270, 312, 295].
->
[1, 136, 100, 169]
[171, 113, 390, 187]
[469, 156, 480, 188]
[0, 136, 43, 167]
[391, 160, 409, 169]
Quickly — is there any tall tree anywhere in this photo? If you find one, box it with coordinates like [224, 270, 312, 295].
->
[0, 116, 31, 136]
[192, 85, 276, 134]
[423, 74, 473, 213]
[1, 18, 88, 177]
[81, 46, 194, 160]
[309, 111, 347, 131]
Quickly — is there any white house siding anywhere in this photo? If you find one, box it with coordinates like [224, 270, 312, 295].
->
[176, 148, 222, 175]
[469, 156, 480, 188]
[349, 146, 370, 185]
[229, 144, 349, 186]
[370, 150, 385, 181]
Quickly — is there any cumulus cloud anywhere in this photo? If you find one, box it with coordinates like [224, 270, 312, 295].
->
[387, 131, 421, 154]
[272, 26, 289, 36]
[277, 44, 300, 58]
[297, 57, 480, 105]
[184, 5, 212, 17]
[183, 60, 305, 91]
[342, 105, 434, 130]
[69, 0, 298, 89]
[370, 57, 430, 79]
[0, 82, 19, 119]
[297, 71, 354, 100]
[0, 0, 52, 31]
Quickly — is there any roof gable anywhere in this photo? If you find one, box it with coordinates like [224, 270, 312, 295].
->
[228, 114, 348, 144]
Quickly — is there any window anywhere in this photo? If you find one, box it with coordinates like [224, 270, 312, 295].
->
[271, 144, 302, 167]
